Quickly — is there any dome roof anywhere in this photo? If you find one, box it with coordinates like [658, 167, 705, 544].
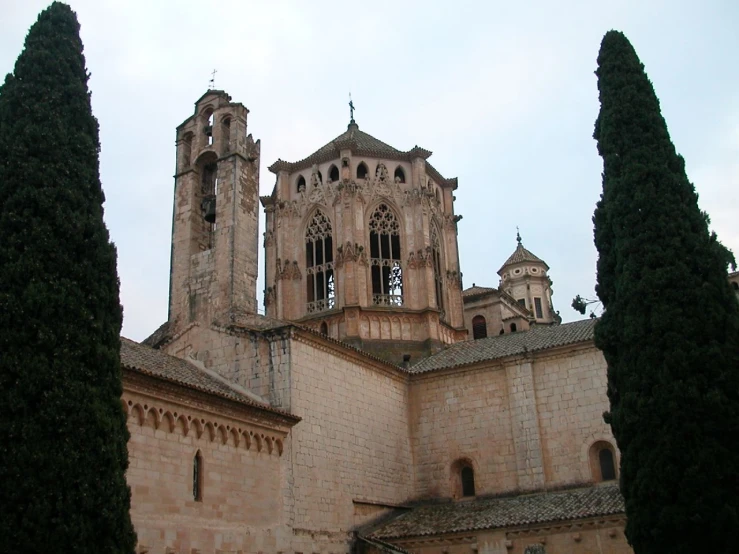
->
[497, 233, 548, 274]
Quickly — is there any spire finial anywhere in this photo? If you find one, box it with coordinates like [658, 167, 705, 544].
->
[516, 226, 522, 245]
[349, 93, 356, 124]
[209, 69, 217, 90]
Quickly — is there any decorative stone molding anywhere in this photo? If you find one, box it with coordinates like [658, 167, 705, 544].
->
[123, 397, 284, 456]
[408, 247, 432, 269]
[263, 230, 274, 247]
[264, 286, 276, 307]
[275, 258, 302, 280]
[446, 270, 462, 287]
[335, 241, 368, 268]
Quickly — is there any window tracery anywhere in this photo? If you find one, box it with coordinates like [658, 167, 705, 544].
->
[431, 226, 445, 319]
[306, 210, 335, 313]
[369, 204, 403, 306]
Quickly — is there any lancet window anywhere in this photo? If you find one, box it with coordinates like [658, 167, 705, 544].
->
[369, 204, 403, 306]
[431, 226, 444, 319]
[305, 210, 335, 313]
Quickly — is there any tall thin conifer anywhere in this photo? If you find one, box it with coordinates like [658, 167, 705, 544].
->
[0, 3, 136, 552]
[593, 30, 739, 553]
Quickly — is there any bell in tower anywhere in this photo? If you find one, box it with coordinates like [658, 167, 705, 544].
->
[201, 162, 217, 223]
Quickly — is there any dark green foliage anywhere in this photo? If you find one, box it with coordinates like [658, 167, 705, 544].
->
[0, 3, 135, 552]
[593, 30, 739, 553]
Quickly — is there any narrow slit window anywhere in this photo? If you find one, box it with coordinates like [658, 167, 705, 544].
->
[193, 451, 203, 501]
[534, 297, 543, 319]
[431, 227, 444, 319]
[461, 466, 475, 497]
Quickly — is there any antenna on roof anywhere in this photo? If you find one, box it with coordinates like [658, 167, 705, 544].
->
[349, 93, 356, 124]
[209, 69, 217, 90]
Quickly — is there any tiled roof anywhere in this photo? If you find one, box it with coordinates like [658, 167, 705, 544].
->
[369, 484, 624, 539]
[462, 285, 498, 298]
[410, 319, 596, 373]
[120, 338, 298, 419]
[268, 122, 455, 187]
[269, 122, 410, 174]
[498, 242, 548, 273]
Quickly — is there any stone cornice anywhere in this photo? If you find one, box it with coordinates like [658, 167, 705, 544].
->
[123, 368, 300, 430]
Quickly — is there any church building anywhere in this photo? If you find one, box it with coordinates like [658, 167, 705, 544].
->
[123, 90, 631, 554]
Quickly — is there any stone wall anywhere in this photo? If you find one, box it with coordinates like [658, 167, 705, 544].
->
[123, 387, 290, 554]
[286, 335, 415, 552]
[409, 344, 617, 498]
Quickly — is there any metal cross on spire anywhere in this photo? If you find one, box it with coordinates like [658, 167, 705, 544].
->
[208, 69, 217, 90]
[349, 93, 356, 123]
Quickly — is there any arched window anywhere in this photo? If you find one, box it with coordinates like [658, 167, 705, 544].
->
[296, 175, 306, 193]
[204, 109, 214, 146]
[599, 448, 616, 481]
[451, 459, 476, 498]
[461, 466, 475, 497]
[369, 204, 402, 306]
[590, 441, 617, 482]
[472, 315, 487, 339]
[329, 164, 339, 182]
[221, 117, 231, 154]
[193, 450, 203, 501]
[510, 322, 517, 332]
[306, 210, 335, 313]
[357, 162, 368, 180]
[320, 322, 328, 335]
[394, 166, 406, 183]
[431, 226, 444, 318]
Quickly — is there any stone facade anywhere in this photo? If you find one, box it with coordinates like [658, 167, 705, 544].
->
[126, 91, 642, 554]
[261, 122, 466, 364]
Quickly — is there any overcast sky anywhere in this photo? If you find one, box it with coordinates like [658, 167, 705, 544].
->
[2, 1, 737, 341]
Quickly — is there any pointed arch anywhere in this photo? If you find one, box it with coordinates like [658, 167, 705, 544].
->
[368, 202, 403, 306]
[430, 224, 445, 319]
[296, 175, 306, 193]
[305, 208, 335, 313]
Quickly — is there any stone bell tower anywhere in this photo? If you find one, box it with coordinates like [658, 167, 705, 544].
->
[168, 90, 261, 335]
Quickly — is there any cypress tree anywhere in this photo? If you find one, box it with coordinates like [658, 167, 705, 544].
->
[0, 3, 136, 552]
[593, 30, 739, 553]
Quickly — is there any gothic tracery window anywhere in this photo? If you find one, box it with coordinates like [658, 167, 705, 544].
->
[369, 204, 403, 306]
[306, 210, 335, 313]
[431, 226, 445, 319]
